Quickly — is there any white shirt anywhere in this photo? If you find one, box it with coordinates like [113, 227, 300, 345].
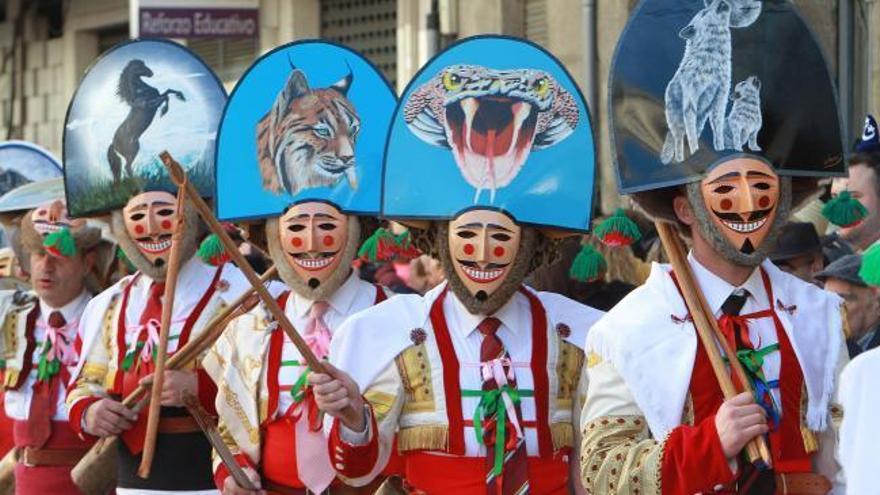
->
[120, 257, 224, 355]
[689, 253, 783, 413]
[4, 290, 91, 421]
[839, 347, 880, 495]
[277, 273, 382, 417]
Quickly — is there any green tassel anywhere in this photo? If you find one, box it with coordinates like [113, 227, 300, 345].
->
[358, 228, 396, 262]
[117, 247, 136, 273]
[860, 242, 880, 287]
[822, 191, 868, 227]
[594, 208, 642, 247]
[43, 227, 77, 257]
[197, 233, 230, 266]
[569, 243, 607, 282]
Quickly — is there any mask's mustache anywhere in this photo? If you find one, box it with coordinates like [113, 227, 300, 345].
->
[456, 260, 510, 269]
[711, 208, 772, 222]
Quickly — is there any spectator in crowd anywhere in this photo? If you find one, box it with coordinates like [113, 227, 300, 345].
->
[815, 254, 880, 358]
[770, 221, 824, 284]
[830, 116, 880, 251]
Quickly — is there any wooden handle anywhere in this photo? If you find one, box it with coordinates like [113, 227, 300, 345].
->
[137, 176, 189, 478]
[159, 151, 325, 372]
[72, 268, 273, 490]
[655, 222, 773, 466]
[181, 393, 258, 491]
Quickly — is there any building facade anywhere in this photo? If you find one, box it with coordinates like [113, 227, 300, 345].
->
[0, 0, 876, 212]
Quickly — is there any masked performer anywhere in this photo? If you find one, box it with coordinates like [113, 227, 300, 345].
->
[64, 39, 252, 494]
[201, 41, 399, 495]
[579, 1, 848, 493]
[308, 36, 604, 494]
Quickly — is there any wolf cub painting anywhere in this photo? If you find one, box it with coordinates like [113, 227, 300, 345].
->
[256, 67, 361, 196]
[660, 0, 762, 164]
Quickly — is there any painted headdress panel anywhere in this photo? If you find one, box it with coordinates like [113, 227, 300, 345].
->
[63, 39, 226, 217]
[611, 0, 845, 194]
[0, 141, 62, 198]
[215, 41, 396, 221]
[382, 35, 596, 232]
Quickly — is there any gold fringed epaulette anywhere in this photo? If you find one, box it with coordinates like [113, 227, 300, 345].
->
[398, 425, 448, 453]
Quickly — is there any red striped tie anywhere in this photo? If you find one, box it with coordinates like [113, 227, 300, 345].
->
[478, 318, 529, 495]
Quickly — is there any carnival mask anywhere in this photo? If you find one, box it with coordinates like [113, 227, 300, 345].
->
[700, 158, 779, 255]
[122, 191, 178, 267]
[279, 201, 349, 289]
[30, 200, 85, 236]
[448, 209, 521, 300]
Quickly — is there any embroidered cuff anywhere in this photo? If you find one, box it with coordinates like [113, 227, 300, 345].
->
[661, 414, 736, 493]
[328, 403, 379, 479]
[68, 396, 101, 440]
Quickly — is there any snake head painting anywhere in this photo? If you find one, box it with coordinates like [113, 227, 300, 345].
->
[403, 64, 579, 202]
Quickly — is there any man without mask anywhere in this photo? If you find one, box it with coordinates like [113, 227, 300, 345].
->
[580, 2, 849, 492]
[2, 198, 107, 494]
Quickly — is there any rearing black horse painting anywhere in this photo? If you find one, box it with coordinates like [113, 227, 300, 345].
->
[107, 59, 185, 182]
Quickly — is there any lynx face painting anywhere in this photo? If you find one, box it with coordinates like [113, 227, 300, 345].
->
[215, 42, 395, 222]
[256, 68, 361, 196]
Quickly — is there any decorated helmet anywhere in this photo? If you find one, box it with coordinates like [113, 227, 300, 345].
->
[63, 39, 226, 278]
[382, 35, 597, 313]
[215, 40, 397, 299]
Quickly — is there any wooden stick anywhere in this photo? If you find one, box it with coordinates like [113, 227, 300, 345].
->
[655, 221, 773, 466]
[159, 151, 325, 372]
[71, 268, 272, 494]
[181, 392, 258, 491]
[137, 177, 189, 478]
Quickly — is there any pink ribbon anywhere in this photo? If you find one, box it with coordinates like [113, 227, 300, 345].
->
[303, 303, 332, 360]
[125, 317, 183, 363]
[482, 357, 524, 441]
[36, 320, 79, 366]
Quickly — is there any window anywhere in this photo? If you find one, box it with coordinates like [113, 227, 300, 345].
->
[187, 37, 258, 87]
[320, 0, 397, 87]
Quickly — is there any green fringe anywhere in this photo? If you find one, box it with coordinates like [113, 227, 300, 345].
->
[197, 233, 230, 266]
[43, 227, 76, 257]
[569, 243, 607, 282]
[860, 242, 880, 287]
[822, 191, 868, 227]
[594, 208, 642, 247]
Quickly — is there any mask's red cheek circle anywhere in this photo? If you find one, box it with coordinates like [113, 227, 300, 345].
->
[463, 243, 475, 255]
[758, 196, 770, 208]
[720, 199, 733, 210]
[291, 237, 303, 248]
[323, 235, 334, 247]
[493, 246, 505, 257]
[161, 220, 172, 230]
[135, 225, 145, 235]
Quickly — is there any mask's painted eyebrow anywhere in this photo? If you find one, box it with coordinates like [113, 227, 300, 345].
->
[455, 222, 515, 233]
[707, 171, 742, 184]
[746, 171, 774, 179]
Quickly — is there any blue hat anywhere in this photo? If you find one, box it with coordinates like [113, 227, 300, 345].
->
[0, 141, 62, 198]
[382, 35, 596, 232]
[855, 114, 879, 153]
[610, 0, 846, 197]
[63, 39, 226, 217]
[214, 41, 396, 221]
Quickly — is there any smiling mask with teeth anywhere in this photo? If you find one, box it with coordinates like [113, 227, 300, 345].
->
[267, 201, 361, 300]
[688, 158, 791, 267]
[30, 200, 86, 236]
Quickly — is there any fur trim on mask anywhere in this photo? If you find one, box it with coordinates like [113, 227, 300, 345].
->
[686, 177, 792, 267]
[19, 212, 102, 256]
[266, 215, 362, 301]
[111, 201, 204, 280]
[437, 222, 539, 316]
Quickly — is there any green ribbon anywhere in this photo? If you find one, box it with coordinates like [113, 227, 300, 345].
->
[462, 387, 534, 476]
[734, 343, 779, 382]
[281, 360, 311, 403]
[36, 342, 61, 381]
[121, 334, 180, 371]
